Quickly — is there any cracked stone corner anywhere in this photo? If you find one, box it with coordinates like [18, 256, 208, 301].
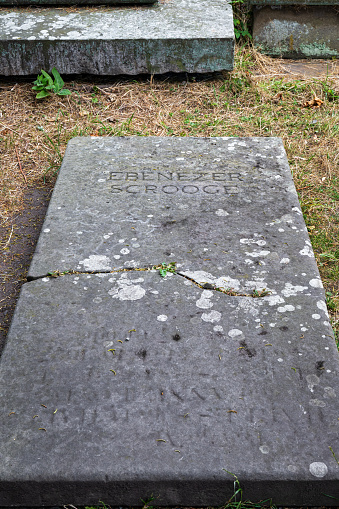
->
[26, 264, 273, 299]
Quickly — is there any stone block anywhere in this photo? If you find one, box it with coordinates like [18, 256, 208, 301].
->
[1, 0, 156, 5]
[253, 6, 339, 58]
[0, 0, 234, 75]
[29, 137, 323, 302]
[1, 137, 338, 506]
[1, 272, 339, 506]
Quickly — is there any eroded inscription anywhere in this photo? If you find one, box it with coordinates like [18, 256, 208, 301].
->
[106, 170, 244, 195]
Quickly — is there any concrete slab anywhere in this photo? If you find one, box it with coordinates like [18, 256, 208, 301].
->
[253, 6, 339, 59]
[29, 137, 323, 301]
[1, 136, 339, 506]
[0, 0, 234, 76]
[0, 271, 338, 506]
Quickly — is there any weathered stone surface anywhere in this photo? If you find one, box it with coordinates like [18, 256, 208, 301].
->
[0, 0, 234, 76]
[250, 0, 338, 4]
[0, 271, 338, 506]
[1, 136, 339, 506]
[1, 0, 156, 5]
[29, 137, 324, 301]
[253, 6, 339, 59]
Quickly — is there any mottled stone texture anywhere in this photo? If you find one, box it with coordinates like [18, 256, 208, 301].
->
[1, 137, 339, 506]
[28, 137, 322, 300]
[1, 0, 156, 4]
[250, 0, 338, 4]
[253, 6, 339, 58]
[0, 0, 234, 75]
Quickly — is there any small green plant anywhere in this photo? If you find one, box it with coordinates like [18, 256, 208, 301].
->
[231, 0, 252, 42]
[141, 495, 155, 509]
[233, 18, 252, 40]
[32, 68, 71, 99]
[155, 262, 177, 277]
[223, 470, 276, 509]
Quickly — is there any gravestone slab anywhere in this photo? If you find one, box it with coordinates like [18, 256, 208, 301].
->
[252, 6, 339, 59]
[0, 0, 234, 75]
[29, 137, 324, 302]
[1, 0, 156, 5]
[1, 137, 339, 506]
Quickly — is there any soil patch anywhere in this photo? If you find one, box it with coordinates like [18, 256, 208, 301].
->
[0, 187, 51, 355]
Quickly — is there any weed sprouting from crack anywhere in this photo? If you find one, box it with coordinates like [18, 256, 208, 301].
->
[33, 263, 271, 299]
[222, 469, 276, 509]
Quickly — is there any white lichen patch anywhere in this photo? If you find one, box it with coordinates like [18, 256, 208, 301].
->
[309, 278, 323, 288]
[214, 325, 224, 332]
[196, 290, 214, 309]
[277, 305, 295, 312]
[265, 295, 285, 306]
[309, 462, 328, 478]
[323, 387, 336, 398]
[299, 241, 314, 258]
[309, 399, 326, 407]
[281, 283, 308, 297]
[259, 445, 269, 454]
[228, 329, 243, 339]
[312, 314, 321, 320]
[79, 254, 111, 271]
[112, 285, 145, 301]
[236, 299, 260, 316]
[280, 258, 290, 264]
[157, 315, 168, 322]
[240, 238, 266, 246]
[317, 300, 329, 316]
[215, 209, 229, 216]
[306, 374, 320, 393]
[202, 310, 222, 323]
[108, 274, 145, 301]
[120, 248, 130, 255]
[245, 250, 270, 257]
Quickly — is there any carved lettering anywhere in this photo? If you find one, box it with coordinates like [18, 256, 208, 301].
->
[203, 185, 220, 194]
[182, 185, 199, 194]
[109, 171, 124, 180]
[141, 171, 154, 181]
[229, 172, 243, 181]
[110, 184, 240, 195]
[162, 185, 179, 194]
[107, 171, 245, 182]
[158, 171, 173, 180]
[126, 185, 140, 194]
[126, 172, 139, 181]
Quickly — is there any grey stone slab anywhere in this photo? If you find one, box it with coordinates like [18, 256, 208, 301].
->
[253, 6, 339, 59]
[28, 137, 325, 303]
[250, 0, 338, 4]
[0, 0, 234, 76]
[2, 0, 156, 5]
[0, 271, 339, 506]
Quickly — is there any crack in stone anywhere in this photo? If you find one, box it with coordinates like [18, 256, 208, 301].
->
[26, 265, 271, 298]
